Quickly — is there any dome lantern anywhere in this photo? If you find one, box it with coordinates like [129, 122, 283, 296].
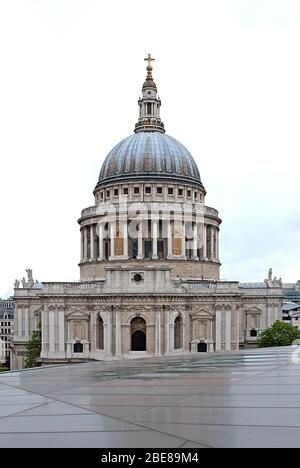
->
[134, 54, 165, 134]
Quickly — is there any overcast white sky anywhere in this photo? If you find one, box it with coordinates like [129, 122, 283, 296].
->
[0, 0, 299, 297]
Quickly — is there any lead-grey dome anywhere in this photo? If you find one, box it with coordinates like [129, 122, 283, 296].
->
[96, 132, 204, 190]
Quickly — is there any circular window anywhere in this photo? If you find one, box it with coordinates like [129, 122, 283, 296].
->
[133, 273, 143, 284]
[147, 91, 151, 95]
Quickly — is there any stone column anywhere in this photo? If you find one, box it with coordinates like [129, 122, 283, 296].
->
[90, 225, 95, 261]
[24, 306, 29, 340]
[182, 314, 186, 351]
[210, 226, 214, 260]
[49, 309, 55, 354]
[155, 309, 161, 355]
[115, 308, 121, 357]
[267, 303, 273, 327]
[152, 219, 158, 259]
[216, 229, 220, 261]
[167, 221, 172, 258]
[225, 309, 231, 351]
[137, 222, 144, 259]
[123, 221, 129, 259]
[203, 224, 207, 260]
[58, 309, 65, 354]
[90, 311, 97, 352]
[110, 222, 115, 258]
[83, 227, 88, 261]
[235, 308, 240, 351]
[192, 319, 197, 340]
[98, 223, 104, 260]
[164, 308, 170, 355]
[80, 229, 84, 262]
[182, 222, 186, 258]
[17, 306, 22, 340]
[41, 306, 48, 357]
[106, 310, 112, 355]
[215, 309, 222, 351]
[192, 223, 199, 260]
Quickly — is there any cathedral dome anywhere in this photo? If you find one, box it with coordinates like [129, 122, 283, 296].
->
[96, 131, 204, 190]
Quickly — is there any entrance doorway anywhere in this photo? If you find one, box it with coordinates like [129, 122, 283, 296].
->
[130, 317, 147, 351]
[74, 342, 83, 353]
[131, 330, 146, 351]
[198, 342, 207, 353]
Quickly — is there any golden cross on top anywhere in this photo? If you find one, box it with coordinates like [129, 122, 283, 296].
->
[144, 53, 155, 68]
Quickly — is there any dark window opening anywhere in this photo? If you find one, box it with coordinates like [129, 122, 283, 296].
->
[123, 187, 128, 195]
[134, 187, 140, 195]
[97, 317, 104, 349]
[147, 103, 152, 115]
[145, 240, 152, 259]
[168, 187, 174, 195]
[250, 329, 258, 337]
[133, 273, 143, 283]
[114, 189, 119, 197]
[74, 342, 83, 353]
[157, 240, 164, 259]
[157, 187, 163, 195]
[198, 342, 207, 352]
[131, 317, 146, 351]
[174, 316, 183, 349]
[130, 238, 138, 259]
[178, 188, 183, 196]
[104, 240, 110, 260]
[145, 186, 151, 194]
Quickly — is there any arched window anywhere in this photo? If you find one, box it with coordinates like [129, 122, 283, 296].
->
[131, 317, 146, 351]
[97, 316, 104, 350]
[174, 315, 183, 350]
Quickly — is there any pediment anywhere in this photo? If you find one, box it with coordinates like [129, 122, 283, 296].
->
[245, 307, 262, 315]
[66, 310, 90, 320]
[192, 309, 214, 319]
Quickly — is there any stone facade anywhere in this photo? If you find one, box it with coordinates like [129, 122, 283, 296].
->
[11, 56, 282, 369]
[0, 298, 14, 366]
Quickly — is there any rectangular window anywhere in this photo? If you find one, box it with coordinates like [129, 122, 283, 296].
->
[157, 186, 163, 195]
[145, 186, 151, 194]
[123, 187, 128, 195]
[134, 187, 140, 195]
[168, 187, 174, 195]
[106, 190, 110, 198]
[178, 188, 183, 196]
[194, 191, 198, 199]
[114, 189, 119, 197]
[147, 103, 152, 115]
[100, 192, 104, 200]
[145, 240, 152, 259]
[187, 190, 192, 198]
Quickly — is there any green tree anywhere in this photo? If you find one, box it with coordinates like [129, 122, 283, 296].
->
[24, 325, 42, 368]
[257, 320, 300, 348]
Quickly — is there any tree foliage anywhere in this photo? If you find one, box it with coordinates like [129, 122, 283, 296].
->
[24, 325, 42, 368]
[257, 320, 300, 348]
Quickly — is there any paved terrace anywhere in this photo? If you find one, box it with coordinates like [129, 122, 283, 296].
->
[0, 347, 299, 448]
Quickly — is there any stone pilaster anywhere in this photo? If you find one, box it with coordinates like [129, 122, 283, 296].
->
[137, 222, 144, 259]
[152, 219, 158, 259]
[192, 223, 199, 260]
[98, 223, 104, 260]
[90, 225, 95, 261]
[225, 308, 231, 351]
[215, 308, 222, 351]
[155, 307, 161, 355]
